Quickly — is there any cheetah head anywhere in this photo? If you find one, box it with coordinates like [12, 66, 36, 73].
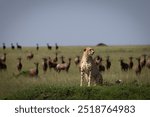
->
[84, 47, 95, 56]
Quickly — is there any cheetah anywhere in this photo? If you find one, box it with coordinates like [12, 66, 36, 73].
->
[80, 47, 103, 86]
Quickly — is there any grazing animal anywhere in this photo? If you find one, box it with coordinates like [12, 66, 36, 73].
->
[16, 43, 22, 49]
[27, 52, 34, 60]
[29, 62, 39, 77]
[146, 56, 150, 69]
[0, 53, 7, 70]
[11, 43, 15, 50]
[74, 56, 80, 66]
[80, 47, 103, 86]
[0, 60, 7, 70]
[55, 43, 59, 50]
[94, 55, 102, 65]
[17, 57, 22, 72]
[47, 43, 52, 50]
[36, 44, 39, 51]
[42, 58, 48, 73]
[48, 57, 57, 70]
[99, 63, 105, 72]
[15, 63, 39, 78]
[2, 43, 6, 50]
[94, 56, 105, 72]
[140, 54, 147, 68]
[119, 59, 129, 71]
[60, 56, 65, 64]
[53, 52, 58, 62]
[0, 53, 6, 62]
[56, 58, 71, 72]
[106, 56, 111, 70]
[134, 58, 141, 75]
[129, 57, 133, 69]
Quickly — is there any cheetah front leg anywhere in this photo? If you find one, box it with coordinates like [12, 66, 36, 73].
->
[80, 71, 84, 86]
[88, 70, 92, 87]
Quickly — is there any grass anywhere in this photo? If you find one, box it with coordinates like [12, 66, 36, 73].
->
[0, 45, 150, 99]
[4, 84, 150, 100]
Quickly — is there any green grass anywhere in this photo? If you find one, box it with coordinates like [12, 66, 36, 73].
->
[4, 84, 150, 100]
[0, 45, 150, 99]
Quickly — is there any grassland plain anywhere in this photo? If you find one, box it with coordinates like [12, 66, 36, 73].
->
[0, 45, 150, 99]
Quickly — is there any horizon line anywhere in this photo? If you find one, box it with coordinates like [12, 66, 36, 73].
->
[0, 43, 150, 47]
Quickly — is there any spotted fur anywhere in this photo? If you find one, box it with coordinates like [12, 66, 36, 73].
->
[80, 47, 103, 86]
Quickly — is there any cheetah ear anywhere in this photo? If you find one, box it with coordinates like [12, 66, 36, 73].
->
[84, 48, 86, 51]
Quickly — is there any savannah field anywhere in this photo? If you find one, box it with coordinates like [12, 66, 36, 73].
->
[0, 45, 150, 99]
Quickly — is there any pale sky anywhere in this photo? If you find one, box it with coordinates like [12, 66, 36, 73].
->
[0, 0, 150, 46]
